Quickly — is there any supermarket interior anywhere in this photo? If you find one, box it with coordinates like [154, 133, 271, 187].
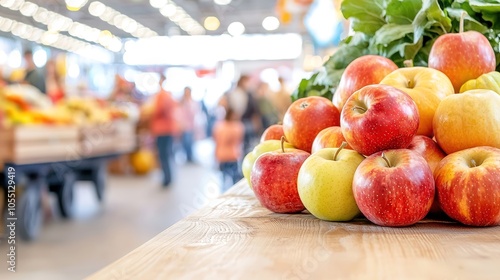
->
[2, 0, 500, 279]
[0, 0, 344, 279]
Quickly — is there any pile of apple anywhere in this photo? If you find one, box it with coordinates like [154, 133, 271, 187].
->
[242, 24, 500, 227]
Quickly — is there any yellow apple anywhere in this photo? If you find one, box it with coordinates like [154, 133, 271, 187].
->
[242, 139, 294, 189]
[460, 71, 500, 94]
[380, 67, 454, 137]
[433, 89, 500, 154]
[297, 144, 364, 221]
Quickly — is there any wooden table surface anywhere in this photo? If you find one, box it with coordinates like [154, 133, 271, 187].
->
[88, 180, 500, 280]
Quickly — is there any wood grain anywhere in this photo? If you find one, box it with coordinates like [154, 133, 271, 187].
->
[87, 180, 500, 280]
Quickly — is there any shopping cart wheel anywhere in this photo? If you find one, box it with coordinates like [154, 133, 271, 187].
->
[92, 162, 106, 202]
[56, 171, 76, 218]
[18, 181, 43, 241]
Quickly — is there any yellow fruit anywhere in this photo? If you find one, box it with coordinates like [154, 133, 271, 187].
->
[130, 149, 155, 175]
[460, 71, 500, 94]
[433, 89, 500, 154]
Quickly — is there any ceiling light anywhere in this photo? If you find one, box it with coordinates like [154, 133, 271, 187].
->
[214, 0, 231, 5]
[20, 2, 38, 17]
[262, 16, 279, 31]
[41, 31, 59, 45]
[227, 21, 244, 36]
[33, 7, 48, 23]
[160, 4, 176, 17]
[204, 16, 220, 31]
[65, 0, 88, 11]
[150, 0, 168, 9]
[88, 1, 105, 17]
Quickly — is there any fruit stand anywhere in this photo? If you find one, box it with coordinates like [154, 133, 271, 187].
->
[87, 180, 500, 279]
[0, 120, 137, 240]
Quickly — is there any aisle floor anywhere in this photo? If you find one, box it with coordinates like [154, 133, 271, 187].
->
[0, 140, 226, 280]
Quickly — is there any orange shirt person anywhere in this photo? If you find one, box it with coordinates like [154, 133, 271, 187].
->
[150, 74, 178, 187]
[213, 108, 245, 192]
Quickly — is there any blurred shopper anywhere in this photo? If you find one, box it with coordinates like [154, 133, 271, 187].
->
[213, 108, 245, 192]
[270, 77, 292, 121]
[179, 86, 200, 163]
[150, 74, 179, 187]
[221, 75, 261, 154]
[23, 50, 46, 94]
[255, 81, 279, 130]
[45, 59, 65, 103]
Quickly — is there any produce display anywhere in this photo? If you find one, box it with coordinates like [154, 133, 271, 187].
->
[0, 85, 131, 127]
[293, 0, 500, 101]
[243, 9, 500, 227]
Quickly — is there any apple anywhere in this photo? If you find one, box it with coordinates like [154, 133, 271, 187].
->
[353, 149, 435, 227]
[333, 55, 398, 110]
[340, 84, 420, 156]
[428, 14, 496, 92]
[407, 135, 447, 174]
[408, 135, 447, 214]
[433, 89, 500, 154]
[298, 143, 364, 221]
[434, 146, 500, 226]
[251, 142, 310, 213]
[460, 71, 500, 95]
[379, 66, 454, 137]
[283, 96, 340, 153]
[311, 126, 351, 153]
[260, 124, 285, 143]
[241, 139, 294, 189]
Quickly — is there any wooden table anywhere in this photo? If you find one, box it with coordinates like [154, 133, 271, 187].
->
[88, 180, 500, 280]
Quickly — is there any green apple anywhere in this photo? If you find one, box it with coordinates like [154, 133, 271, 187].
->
[242, 139, 294, 189]
[297, 143, 364, 221]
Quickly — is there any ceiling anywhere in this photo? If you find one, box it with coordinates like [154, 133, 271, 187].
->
[0, 0, 306, 40]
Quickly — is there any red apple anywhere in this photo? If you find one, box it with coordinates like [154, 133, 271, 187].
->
[353, 149, 435, 227]
[408, 135, 447, 214]
[333, 55, 398, 110]
[408, 135, 447, 174]
[251, 145, 310, 213]
[260, 124, 285, 143]
[283, 96, 340, 153]
[311, 126, 351, 154]
[340, 84, 419, 156]
[428, 17, 496, 92]
[434, 146, 500, 226]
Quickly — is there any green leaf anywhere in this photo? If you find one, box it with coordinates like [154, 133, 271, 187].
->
[446, 8, 489, 32]
[386, 0, 422, 24]
[414, 0, 452, 44]
[468, 0, 500, 13]
[341, 0, 387, 35]
[373, 24, 414, 45]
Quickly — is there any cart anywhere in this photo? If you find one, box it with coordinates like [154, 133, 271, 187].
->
[0, 121, 137, 241]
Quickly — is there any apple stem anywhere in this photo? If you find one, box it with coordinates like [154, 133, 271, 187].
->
[333, 141, 348, 161]
[280, 136, 286, 153]
[403, 60, 414, 68]
[381, 152, 392, 167]
[470, 159, 477, 167]
[460, 11, 466, 33]
[352, 106, 367, 114]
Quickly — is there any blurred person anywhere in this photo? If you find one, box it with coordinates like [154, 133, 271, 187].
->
[45, 59, 65, 103]
[270, 77, 292, 121]
[255, 81, 279, 130]
[150, 74, 179, 187]
[213, 108, 245, 192]
[220, 75, 261, 154]
[179, 86, 200, 163]
[23, 49, 46, 94]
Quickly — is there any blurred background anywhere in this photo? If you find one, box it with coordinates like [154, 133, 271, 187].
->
[0, 0, 348, 279]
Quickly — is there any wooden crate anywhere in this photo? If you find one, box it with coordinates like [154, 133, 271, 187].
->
[78, 121, 137, 157]
[0, 125, 80, 165]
